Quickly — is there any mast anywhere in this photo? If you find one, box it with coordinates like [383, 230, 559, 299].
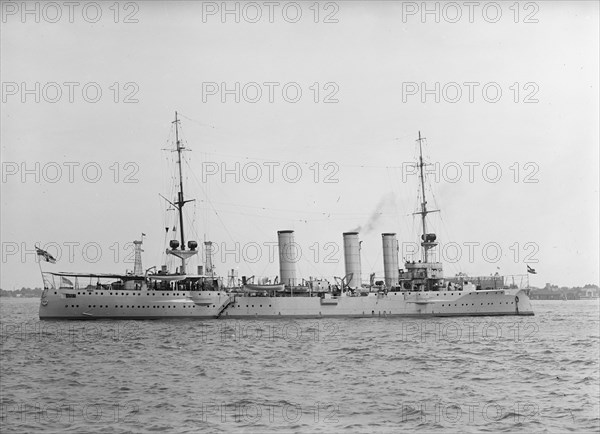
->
[162, 112, 198, 276]
[414, 131, 439, 263]
[417, 131, 428, 243]
[173, 111, 186, 252]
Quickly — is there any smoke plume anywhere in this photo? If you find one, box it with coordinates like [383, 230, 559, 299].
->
[350, 192, 396, 233]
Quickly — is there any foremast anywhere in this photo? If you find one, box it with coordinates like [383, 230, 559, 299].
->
[401, 132, 443, 291]
[414, 131, 439, 263]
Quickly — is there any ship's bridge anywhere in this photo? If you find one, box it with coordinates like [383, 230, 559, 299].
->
[402, 261, 444, 280]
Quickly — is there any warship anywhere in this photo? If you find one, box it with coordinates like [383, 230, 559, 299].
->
[38, 114, 534, 319]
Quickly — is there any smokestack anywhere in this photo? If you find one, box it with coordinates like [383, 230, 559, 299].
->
[277, 230, 298, 286]
[382, 233, 399, 288]
[343, 232, 362, 289]
[204, 241, 214, 277]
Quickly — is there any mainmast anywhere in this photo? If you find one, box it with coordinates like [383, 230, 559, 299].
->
[165, 111, 197, 275]
[173, 112, 186, 251]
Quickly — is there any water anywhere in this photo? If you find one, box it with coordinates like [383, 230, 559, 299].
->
[1, 298, 598, 433]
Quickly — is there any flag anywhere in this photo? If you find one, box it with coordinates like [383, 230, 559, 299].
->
[60, 276, 73, 287]
[527, 265, 537, 274]
[36, 247, 56, 264]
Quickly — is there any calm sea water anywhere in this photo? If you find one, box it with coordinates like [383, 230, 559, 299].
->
[1, 298, 598, 433]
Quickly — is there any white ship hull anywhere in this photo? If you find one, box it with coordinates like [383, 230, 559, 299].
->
[39, 287, 534, 319]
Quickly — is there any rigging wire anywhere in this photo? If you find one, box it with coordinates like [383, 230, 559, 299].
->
[181, 155, 257, 276]
[159, 116, 463, 282]
[198, 149, 416, 169]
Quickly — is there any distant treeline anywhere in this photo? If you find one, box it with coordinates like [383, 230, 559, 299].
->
[529, 284, 599, 300]
[0, 288, 43, 297]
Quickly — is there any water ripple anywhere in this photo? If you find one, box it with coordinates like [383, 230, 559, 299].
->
[1, 299, 598, 433]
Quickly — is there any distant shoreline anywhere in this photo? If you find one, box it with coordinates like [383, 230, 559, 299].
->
[0, 288, 43, 298]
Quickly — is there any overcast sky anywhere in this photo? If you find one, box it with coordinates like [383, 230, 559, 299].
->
[1, 1, 598, 290]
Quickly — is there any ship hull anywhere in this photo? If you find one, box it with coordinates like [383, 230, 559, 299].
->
[39, 288, 533, 319]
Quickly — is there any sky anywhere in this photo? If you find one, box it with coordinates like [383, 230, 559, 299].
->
[1, 1, 598, 290]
